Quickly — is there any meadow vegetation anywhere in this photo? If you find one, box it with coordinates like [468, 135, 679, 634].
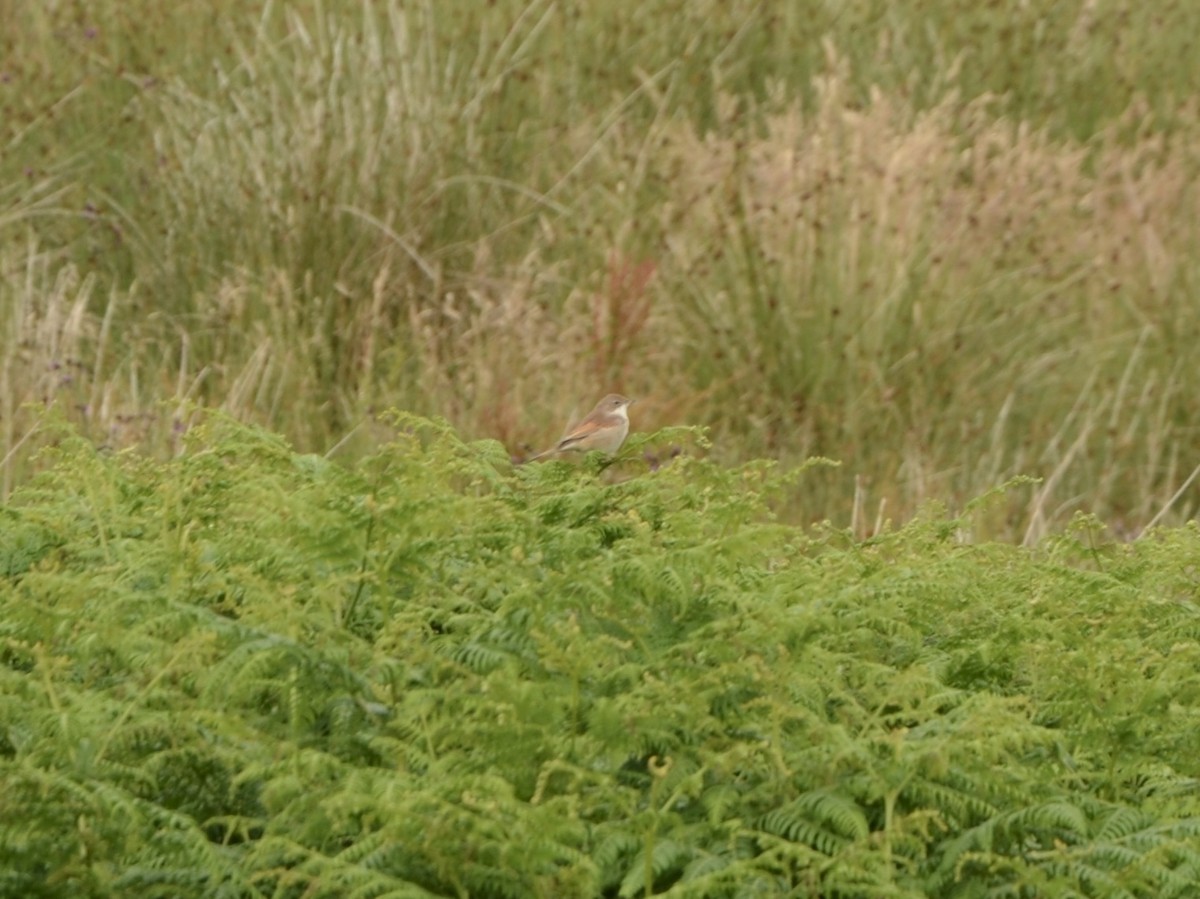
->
[3, 412, 1200, 897]
[4, 3, 1200, 894]
[1, 0, 1199, 536]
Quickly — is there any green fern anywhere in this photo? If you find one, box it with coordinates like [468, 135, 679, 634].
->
[5, 411, 1200, 897]
[618, 838, 696, 897]
[758, 790, 869, 855]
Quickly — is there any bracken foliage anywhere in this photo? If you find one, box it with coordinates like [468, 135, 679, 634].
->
[2, 412, 1199, 897]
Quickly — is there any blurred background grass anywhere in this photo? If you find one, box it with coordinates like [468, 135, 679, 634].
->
[2, 0, 1199, 539]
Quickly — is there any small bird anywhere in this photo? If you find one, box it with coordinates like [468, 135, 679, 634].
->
[525, 394, 635, 462]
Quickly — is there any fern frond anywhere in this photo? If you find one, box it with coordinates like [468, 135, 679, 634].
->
[758, 790, 868, 855]
[618, 838, 695, 898]
[1096, 806, 1154, 842]
[592, 828, 642, 890]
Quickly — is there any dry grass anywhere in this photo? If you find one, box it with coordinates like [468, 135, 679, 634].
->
[3, 0, 1200, 538]
[640, 58, 1200, 535]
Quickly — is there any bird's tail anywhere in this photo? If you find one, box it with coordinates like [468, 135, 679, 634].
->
[521, 446, 555, 464]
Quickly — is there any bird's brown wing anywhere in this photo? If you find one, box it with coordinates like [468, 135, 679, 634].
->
[554, 419, 606, 451]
